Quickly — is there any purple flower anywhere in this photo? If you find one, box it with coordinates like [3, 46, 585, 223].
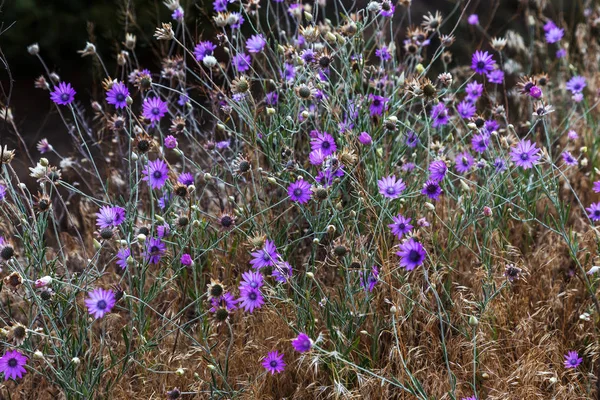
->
[471, 50, 495, 75]
[310, 131, 337, 156]
[240, 270, 263, 290]
[282, 63, 296, 82]
[172, 6, 184, 21]
[461, 397, 477, 400]
[455, 151, 475, 174]
[239, 287, 264, 313]
[544, 20, 557, 32]
[250, 239, 279, 269]
[262, 351, 286, 375]
[369, 94, 389, 116]
[564, 351, 583, 368]
[402, 162, 416, 172]
[493, 158, 507, 173]
[116, 248, 130, 269]
[265, 91, 279, 106]
[562, 151, 577, 166]
[292, 333, 312, 352]
[96, 206, 126, 229]
[157, 192, 172, 210]
[272, 261, 292, 282]
[106, 81, 129, 109]
[180, 253, 192, 266]
[316, 167, 344, 187]
[457, 100, 476, 119]
[587, 202, 600, 221]
[556, 48, 567, 58]
[37, 138, 52, 154]
[396, 238, 426, 270]
[0, 350, 27, 381]
[573, 92, 584, 103]
[210, 292, 238, 312]
[431, 102, 449, 127]
[142, 159, 169, 189]
[486, 69, 504, 84]
[0, 184, 6, 201]
[194, 41, 216, 61]
[406, 131, 419, 147]
[527, 86, 543, 100]
[429, 160, 448, 182]
[545, 27, 564, 44]
[378, 175, 406, 199]
[157, 223, 170, 238]
[380, 0, 395, 17]
[467, 14, 479, 25]
[421, 180, 442, 200]
[309, 149, 326, 166]
[213, 0, 228, 11]
[465, 81, 483, 102]
[510, 140, 541, 169]
[375, 46, 391, 61]
[177, 173, 193, 187]
[246, 34, 266, 53]
[233, 53, 251, 72]
[358, 131, 372, 145]
[142, 97, 168, 124]
[566, 76, 586, 94]
[471, 133, 490, 153]
[593, 180, 600, 193]
[361, 265, 379, 292]
[50, 82, 76, 105]
[388, 214, 413, 239]
[164, 135, 178, 149]
[144, 237, 166, 264]
[85, 288, 116, 319]
[485, 119, 499, 132]
[300, 49, 316, 63]
[288, 179, 312, 204]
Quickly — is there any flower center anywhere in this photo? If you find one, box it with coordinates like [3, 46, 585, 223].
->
[116, 93, 125, 102]
[152, 107, 160, 115]
[249, 292, 257, 300]
[293, 188, 303, 197]
[61, 93, 69, 101]
[153, 171, 163, 179]
[270, 360, 278, 368]
[408, 250, 421, 262]
[476, 61, 485, 70]
[7, 358, 17, 368]
[321, 141, 330, 149]
[520, 153, 529, 161]
[372, 98, 381, 106]
[262, 252, 271, 261]
[386, 187, 395, 195]
[427, 184, 437, 193]
[97, 300, 107, 310]
[398, 223, 405, 230]
[150, 245, 159, 253]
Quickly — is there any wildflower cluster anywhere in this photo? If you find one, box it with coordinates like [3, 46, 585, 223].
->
[0, 0, 599, 398]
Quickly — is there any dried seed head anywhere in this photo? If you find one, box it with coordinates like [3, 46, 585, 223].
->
[4, 271, 21, 289]
[125, 33, 137, 50]
[0, 245, 14, 261]
[10, 323, 27, 345]
[99, 228, 114, 240]
[0, 146, 15, 165]
[154, 23, 174, 40]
